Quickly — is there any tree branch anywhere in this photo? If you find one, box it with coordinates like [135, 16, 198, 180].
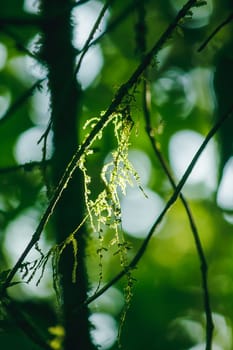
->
[75, 0, 115, 75]
[1, 296, 51, 350]
[85, 104, 233, 312]
[142, 78, 214, 350]
[0, 78, 45, 126]
[198, 12, 233, 52]
[0, 0, 199, 295]
[0, 160, 50, 174]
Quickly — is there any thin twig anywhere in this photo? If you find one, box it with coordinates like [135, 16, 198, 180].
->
[76, 0, 140, 54]
[0, 26, 43, 62]
[198, 12, 233, 52]
[85, 103, 233, 306]
[1, 296, 51, 350]
[142, 78, 214, 350]
[0, 0, 199, 295]
[0, 160, 50, 175]
[75, 0, 115, 76]
[0, 0, 135, 126]
[72, 0, 93, 8]
[38, 120, 53, 198]
[0, 78, 45, 126]
[0, 2, 132, 127]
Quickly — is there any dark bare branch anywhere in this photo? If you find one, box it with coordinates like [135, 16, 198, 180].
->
[142, 78, 214, 350]
[198, 12, 233, 52]
[85, 103, 233, 310]
[0, 0, 199, 295]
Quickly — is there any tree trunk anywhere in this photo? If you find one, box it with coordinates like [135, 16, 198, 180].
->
[39, 1, 95, 349]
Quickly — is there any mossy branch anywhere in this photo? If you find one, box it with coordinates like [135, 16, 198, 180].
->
[0, 0, 199, 295]
[85, 103, 233, 307]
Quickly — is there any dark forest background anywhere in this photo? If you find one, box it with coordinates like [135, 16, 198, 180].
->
[0, 1, 233, 349]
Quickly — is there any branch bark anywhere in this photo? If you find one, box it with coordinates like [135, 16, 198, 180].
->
[39, 1, 95, 349]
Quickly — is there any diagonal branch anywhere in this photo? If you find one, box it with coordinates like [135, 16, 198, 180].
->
[0, 26, 43, 61]
[85, 103, 233, 308]
[75, 0, 115, 76]
[198, 12, 233, 52]
[0, 78, 45, 126]
[0, 1, 137, 128]
[0, 0, 199, 295]
[142, 78, 214, 350]
[0, 160, 50, 175]
[88, 0, 137, 49]
[1, 296, 51, 350]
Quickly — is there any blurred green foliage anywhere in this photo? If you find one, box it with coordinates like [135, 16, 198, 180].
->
[0, 0, 233, 349]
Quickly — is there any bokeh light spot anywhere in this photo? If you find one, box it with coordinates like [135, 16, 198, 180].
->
[121, 188, 164, 238]
[0, 87, 11, 120]
[169, 130, 218, 195]
[90, 313, 117, 350]
[217, 157, 233, 210]
[14, 126, 53, 163]
[0, 43, 7, 70]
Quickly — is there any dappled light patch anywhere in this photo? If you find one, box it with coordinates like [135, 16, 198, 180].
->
[29, 82, 51, 126]
[217, 157, 233, 211]
[0, 87, 11, 120]
[152, 68, 196, 119]
[121, 187, 164, 239]
[3, 208, 53, 299]
[8, 56, 33, 84]
[171, 0, 213, 28]
[90, 312, 118, 350]
[72, 0, 109, 50]
[89, 286, 124, 316]
[23, 0, 39, 14]
[26, 34, 48, 79]
[14, 126, 53, 163]
[169, 130, 218, 196]
[1, 1, 233, 349]
[75, 45, 104, 89]
[190, 67, 216, 113]
[171, 312, 232, 350]
[127, 149, 152, 186]
[0, 43, 7, 70]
